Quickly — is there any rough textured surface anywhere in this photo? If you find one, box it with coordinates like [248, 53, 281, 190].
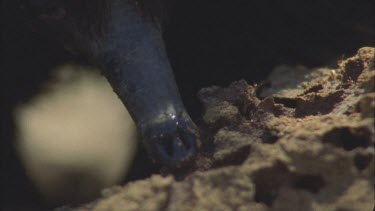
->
[64, 47, 374, 211]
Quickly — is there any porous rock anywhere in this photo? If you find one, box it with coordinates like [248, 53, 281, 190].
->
[67, 47, 374, 211]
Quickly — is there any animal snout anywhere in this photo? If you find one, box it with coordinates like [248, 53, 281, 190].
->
[141, 119, 199, 167]
[155, 128, 197, 165]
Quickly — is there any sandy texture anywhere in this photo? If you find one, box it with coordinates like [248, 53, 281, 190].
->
[64, 47, 374, 211]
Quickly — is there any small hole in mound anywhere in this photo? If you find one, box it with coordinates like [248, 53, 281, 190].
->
[322, 127, 371, 151]
[212, 145, 251, 168]
[353, 153, 373, 171]
[253, 161, 290, 206]
[274, 97, 297, 108]
[262, 130, 279, 144]
[295, 90, 344, 117]
[342, 59, 365, 82]
[292, 174, 325, 193]
[302, 84, 324, 95]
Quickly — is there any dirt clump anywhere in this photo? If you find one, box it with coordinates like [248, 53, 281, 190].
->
[65, 47, 374, 211]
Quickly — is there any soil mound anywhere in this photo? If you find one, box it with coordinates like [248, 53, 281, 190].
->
[65, 47, 374, 211]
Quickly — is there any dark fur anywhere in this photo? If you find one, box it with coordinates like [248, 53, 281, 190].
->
[66, 0, 111, 37]
[61, 0, 172, 38]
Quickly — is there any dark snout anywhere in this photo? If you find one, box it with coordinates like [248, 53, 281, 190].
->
[97, 0, 199, 167]
[141, 115, 199, 167]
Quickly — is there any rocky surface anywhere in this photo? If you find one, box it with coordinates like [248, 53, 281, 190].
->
[63, 47, 374, 211]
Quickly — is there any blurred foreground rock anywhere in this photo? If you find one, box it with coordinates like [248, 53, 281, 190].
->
[15, 65, 137, 205]
[65, 47, 374, 211]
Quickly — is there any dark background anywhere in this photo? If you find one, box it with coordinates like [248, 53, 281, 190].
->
[1, 0, 374, 210]
[165, 0, 374, 118]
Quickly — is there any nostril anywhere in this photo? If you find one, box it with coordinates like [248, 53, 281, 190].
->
[144, 120, 199, 166]
[156, 133, 196, 162]
[158, 138, 187, 158]
[157, 135, 175, 158]
[172, 137, 191, 157]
